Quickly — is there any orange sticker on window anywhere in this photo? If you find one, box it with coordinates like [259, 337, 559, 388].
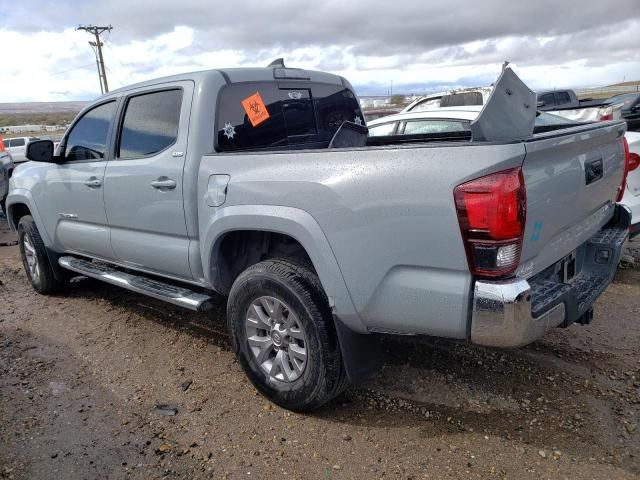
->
[241, 92, 270, 127]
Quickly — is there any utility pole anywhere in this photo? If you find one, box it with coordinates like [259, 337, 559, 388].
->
[77, 24, 113, 93]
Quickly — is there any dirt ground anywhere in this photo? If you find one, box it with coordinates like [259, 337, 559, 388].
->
[1, 215, 640, 480]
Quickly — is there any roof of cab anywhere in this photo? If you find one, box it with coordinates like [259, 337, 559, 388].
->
[105, 67, 346, 97]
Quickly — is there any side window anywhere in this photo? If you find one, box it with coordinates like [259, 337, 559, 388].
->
[119, 89, 182, 158]
[3, 139, 10, 147]
[539, 93, 555, 107]
[555, 92, 571, 106]
[403, 120, 467, 135]
[65, 101, 116, 161]
[409, 98, 441, 112]
[368, 122, 396, 137]
[12, 138, 25, 147]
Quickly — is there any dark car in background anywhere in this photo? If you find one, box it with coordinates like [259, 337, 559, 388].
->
[604, 93, 640, 131]
[0, 147, 14, 214]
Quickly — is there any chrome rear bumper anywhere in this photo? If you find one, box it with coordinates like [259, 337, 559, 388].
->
[471, 204, 630, 348]
[471, 279, 565, 347]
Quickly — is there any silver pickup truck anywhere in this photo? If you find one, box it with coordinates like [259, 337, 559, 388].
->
[6, 64, 632, 411]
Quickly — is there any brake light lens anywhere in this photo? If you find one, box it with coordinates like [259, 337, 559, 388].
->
[454, 168, 526, 278]
[619, 137, 632, 201]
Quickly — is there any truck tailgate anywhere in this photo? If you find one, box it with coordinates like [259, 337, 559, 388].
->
[518, 122, 627, 277]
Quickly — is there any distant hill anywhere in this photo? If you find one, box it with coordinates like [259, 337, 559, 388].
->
[0, 101, 89, 129]
[0, 101, 89, 115]
[607, 80, 640, 87]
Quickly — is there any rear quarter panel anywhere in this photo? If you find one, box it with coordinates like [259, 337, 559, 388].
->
[200, 141, 526, 338]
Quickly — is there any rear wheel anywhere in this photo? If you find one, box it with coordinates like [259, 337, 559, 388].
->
[227, 258, 347, 411]
[18, 215, 67, 294]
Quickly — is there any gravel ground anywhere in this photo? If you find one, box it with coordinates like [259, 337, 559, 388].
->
[1, 214, 640, 479]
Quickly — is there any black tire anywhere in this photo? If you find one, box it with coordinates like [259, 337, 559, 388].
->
[17, 215, 67, 294]
[0, 196, 6, 217]
[227, 258, 348, 411]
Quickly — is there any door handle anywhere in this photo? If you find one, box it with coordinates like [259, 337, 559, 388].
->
[151, 177, 177, 190]
[84, 177, 102, 188]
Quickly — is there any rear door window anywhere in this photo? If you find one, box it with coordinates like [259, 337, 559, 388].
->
[11, 138, 25, 147]
[118, 89, 182, 158]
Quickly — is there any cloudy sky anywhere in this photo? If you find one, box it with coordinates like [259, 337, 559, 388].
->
[1, 0, 639, 102]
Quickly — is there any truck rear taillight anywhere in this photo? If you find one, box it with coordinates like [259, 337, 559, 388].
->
[618, 137, 633, 201]
[454, 168, 526, 278]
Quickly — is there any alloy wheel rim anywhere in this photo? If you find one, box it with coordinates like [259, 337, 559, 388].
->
[245, 296, 308, 383]
[22, 234, 40, 283]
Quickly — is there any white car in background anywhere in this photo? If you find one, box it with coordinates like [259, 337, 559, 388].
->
[367, 106, 574, 136]
[402, 87, 493, 113]
[624, 132, 640, 238]
[3, 136, 40, 164]
[367, 107, 640, 237]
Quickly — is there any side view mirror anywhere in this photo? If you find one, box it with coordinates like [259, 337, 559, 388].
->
[26, 140, 56, 162]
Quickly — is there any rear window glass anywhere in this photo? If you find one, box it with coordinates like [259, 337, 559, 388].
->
[216, 82, 362, 151]
[555, 92, 571, 106]
[440, 92, 483, 107]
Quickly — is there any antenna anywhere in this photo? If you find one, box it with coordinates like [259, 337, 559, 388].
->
[267, 58, 285, 68]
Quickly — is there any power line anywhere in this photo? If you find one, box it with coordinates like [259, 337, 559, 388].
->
[50, 63, 97, 76]
[77, 24, 113, 94]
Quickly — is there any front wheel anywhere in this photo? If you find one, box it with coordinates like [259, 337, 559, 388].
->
[18, 215, 67, 294]
[227, 258, 348, 411]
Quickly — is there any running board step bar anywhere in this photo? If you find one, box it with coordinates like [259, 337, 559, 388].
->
[58, 256, 215, 312]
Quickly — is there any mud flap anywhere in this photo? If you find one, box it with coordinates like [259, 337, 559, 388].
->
[334, 316, 383, 383]
[45, 247, 71, 282]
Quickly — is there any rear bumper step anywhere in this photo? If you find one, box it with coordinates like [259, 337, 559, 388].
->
[58, 256, 215, 312]
[470, 204, 630, 348]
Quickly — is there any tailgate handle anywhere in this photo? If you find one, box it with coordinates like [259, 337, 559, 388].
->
[585, 159, 603, 185]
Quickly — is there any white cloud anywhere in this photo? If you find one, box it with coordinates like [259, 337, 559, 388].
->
[1, 1, 639, 102]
